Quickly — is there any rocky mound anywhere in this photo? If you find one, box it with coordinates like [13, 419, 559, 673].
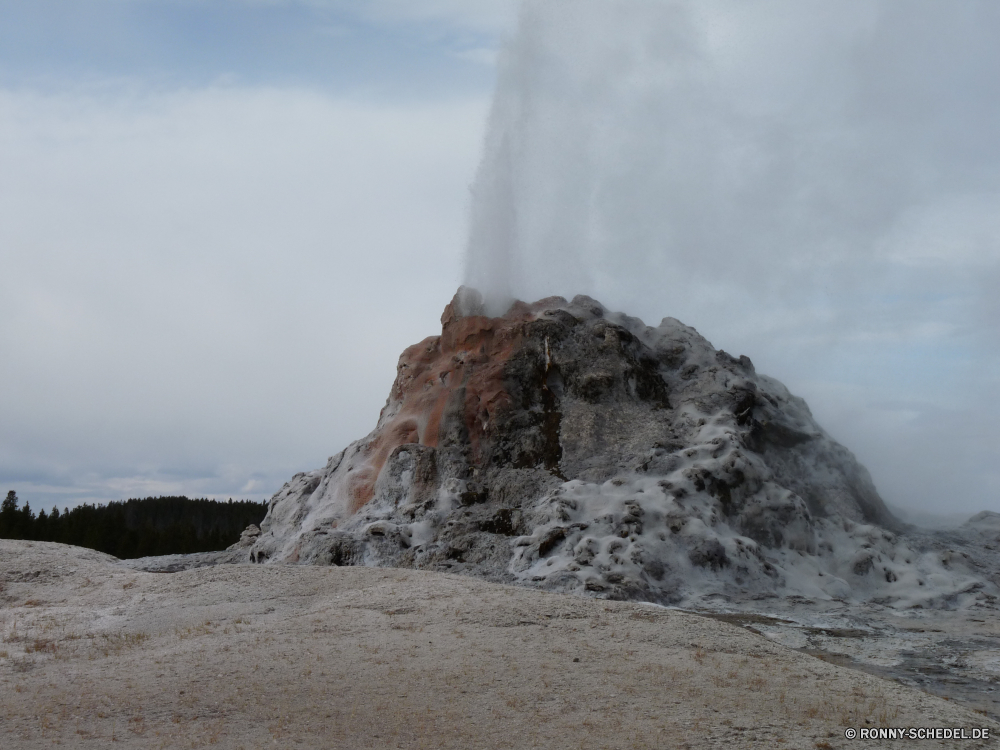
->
[242, 290, 993, 608]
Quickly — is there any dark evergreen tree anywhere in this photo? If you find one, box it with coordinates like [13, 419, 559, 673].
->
[20, 501, 34, 540]
[1, 491, 25, 539]
[36, 509, 49, 541]
[2, 490, 16, 513]
[0, 491, 17, 537]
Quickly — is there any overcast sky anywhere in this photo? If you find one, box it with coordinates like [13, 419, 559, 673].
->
[2, 1, 997, 522]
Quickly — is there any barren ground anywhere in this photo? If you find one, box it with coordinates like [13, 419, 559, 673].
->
[1, 540, 996, 749]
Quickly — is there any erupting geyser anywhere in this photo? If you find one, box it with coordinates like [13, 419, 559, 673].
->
[240, 290, 993, 608]
[239, 1, 1000, 610]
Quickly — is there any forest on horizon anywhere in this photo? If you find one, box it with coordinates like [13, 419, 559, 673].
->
[0, 492, 267, 559]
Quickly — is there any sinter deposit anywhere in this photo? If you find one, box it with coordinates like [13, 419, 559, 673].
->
[241, 290, 995, 609]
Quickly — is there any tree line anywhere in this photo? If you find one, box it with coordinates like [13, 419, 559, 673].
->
[0, 491, 267, 559]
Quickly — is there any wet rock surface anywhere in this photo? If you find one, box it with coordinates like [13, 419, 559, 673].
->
[694, 594, 1000, 723]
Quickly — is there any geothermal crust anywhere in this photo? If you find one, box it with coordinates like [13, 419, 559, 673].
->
[242, 290, 996, 609]
[9, 539, 1000, 749]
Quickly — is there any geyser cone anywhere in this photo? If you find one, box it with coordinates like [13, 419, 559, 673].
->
[244, 291, 993, 609]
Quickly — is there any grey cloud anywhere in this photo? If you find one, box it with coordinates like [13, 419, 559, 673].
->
[0, 86, 488, 510]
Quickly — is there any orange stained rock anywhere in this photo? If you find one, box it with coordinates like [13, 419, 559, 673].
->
[345, 296, 555, 515]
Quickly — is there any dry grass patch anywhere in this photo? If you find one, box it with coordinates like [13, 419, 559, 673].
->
[87, 631, 149, 658]
[24, 638, 57, 654]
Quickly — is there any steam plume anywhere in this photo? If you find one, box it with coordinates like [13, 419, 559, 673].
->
[464, 0, 1000, 315]
[462, 0, 1000, 514]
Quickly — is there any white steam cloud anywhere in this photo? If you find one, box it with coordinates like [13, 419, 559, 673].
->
[466, 0, 1000, 307]
[464, 0, 1000, 516]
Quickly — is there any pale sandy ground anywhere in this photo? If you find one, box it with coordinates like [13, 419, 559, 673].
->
[1, 540, 996, 749]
